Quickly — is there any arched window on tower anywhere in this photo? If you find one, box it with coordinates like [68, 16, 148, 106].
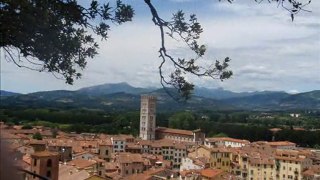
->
[47, 159, 52, 167]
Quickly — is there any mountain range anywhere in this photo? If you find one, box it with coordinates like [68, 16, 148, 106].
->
[1, 82, 319, 111]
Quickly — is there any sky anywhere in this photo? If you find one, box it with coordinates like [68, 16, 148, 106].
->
[1, 0, 319, 94]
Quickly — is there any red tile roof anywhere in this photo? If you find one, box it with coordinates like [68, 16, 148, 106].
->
[156, 127, 193, 136]
[200, 168, 224, 178]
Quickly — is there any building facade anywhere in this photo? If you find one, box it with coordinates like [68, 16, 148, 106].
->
[139, 95, 156, 140]
[30, 151, 59, 180]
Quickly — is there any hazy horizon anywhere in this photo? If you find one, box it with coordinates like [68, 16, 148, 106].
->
[1, 81, 319, 94]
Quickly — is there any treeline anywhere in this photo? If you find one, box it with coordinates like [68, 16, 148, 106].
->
[0, 108, 169, 136]
[0, 108, 319, 147]
[167, 111, 319, 147]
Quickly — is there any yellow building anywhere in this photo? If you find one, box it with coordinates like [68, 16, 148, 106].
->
[207, 143, 314, 180]
[210, 148, 233, 172]
[247, 156, 276, 180]
[275, 149, 313, 180]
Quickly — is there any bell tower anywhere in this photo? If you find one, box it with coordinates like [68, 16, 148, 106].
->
[139, 95, 156, 140]
[30, 151, 59, 180]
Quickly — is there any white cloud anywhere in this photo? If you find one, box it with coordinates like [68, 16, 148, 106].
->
[1, 0, 319, 93]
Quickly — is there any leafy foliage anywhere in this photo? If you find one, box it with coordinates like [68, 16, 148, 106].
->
[168, 111, 196, 130]
[223, 0, 312, 21]
[1, 0, 134, 84]
[32, 132, 43, 140]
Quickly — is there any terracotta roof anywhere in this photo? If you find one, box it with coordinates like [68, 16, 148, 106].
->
[29, 140, 46, 145]
[105, 162, 117, 170]
[67, 159, 97, 169]
[73, 151, 97, 157]
[98, 139, 112, 146]
[180, 169, 201, 178]
[200, 168, 224, 178]
[190, 156, 210, 166]
[210, 147, 233, 153]
[115, 152, 144, 163]
[125, 168, 166, 180]
[126, 143, 142, 149]
[59, 164, 90, 180]
[275, 156, 306, 162]
[31, 151, 59, 157]
[267, 141, 296, 147]
[302, 165, 320, 177]
[156, 127, 194, 136]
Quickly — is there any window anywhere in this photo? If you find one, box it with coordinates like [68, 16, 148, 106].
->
[105, 150, 109, 155]
[47, 159, 52, 167]
[33, 159, 37, 166]
[46, 171, 51, 178]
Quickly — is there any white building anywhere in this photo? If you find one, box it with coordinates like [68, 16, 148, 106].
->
[180, 157, 206, 171]
[139, 95, 156, 140]
[204, 137, 250, 148]
[111, 136, 126, 152]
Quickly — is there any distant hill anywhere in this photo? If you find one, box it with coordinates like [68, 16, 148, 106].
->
[221, 91, 290, 110]
[78, 82, 154, 96]
[0, 90, 20, 96]
[279, 90, 320, 109]
[1, 83, 319, 111]
[193, 87, 282, 100]
[0, 89, 232, 112]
